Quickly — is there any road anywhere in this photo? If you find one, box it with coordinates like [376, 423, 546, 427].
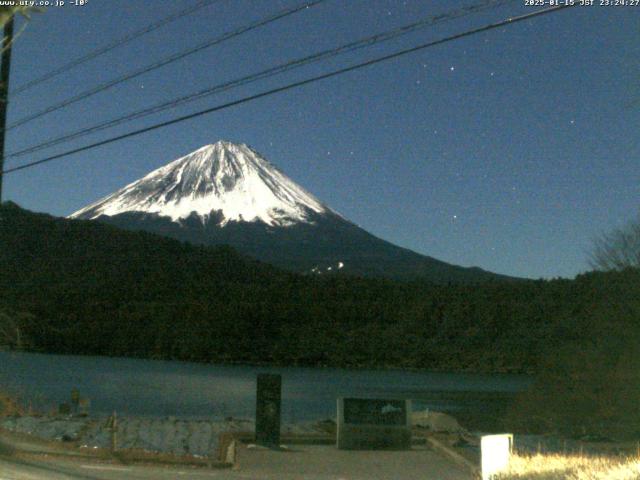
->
[0, 455, 230, 480]
[0, 448, 474, 480]
[0, 438, 474, 480]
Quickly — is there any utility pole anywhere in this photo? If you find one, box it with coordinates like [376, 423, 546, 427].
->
[0, 14, 14, 203]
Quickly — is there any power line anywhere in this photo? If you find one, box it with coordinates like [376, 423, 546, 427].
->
[5, 0, 515, 161]
[4, 0, 327, 131]
[2, 4, 575, 176]
[11, 0, 225, 96]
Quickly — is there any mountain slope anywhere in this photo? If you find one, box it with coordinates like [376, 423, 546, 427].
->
[71, 140, 514, 283]
[70, 141, 330, 227]
[1, 201, 281, 306]
[5, 202, 638, 380]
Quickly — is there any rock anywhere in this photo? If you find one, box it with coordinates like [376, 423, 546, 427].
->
[187, 421, 211, 456]
[412, 410, 466, 433]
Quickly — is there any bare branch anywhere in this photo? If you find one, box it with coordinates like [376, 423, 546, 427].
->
[589, 214, 640, 271]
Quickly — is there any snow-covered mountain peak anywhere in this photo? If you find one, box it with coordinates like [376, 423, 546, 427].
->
[69, 141, 331, 227]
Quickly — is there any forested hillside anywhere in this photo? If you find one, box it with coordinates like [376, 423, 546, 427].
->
[1, 202, 638, 377]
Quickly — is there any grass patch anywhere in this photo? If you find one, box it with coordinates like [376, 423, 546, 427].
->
[498, 453, 640, 479]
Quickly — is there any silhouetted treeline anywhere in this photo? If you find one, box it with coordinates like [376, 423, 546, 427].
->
[1, 202, 638, 379]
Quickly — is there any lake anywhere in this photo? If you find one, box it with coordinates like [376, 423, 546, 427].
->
[0, 351, 531, 423]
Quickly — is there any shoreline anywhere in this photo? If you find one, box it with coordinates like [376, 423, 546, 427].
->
[0, 348, 536, 377]
[0, 413, 328, 457]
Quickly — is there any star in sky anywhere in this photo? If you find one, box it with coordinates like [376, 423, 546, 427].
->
[8, 0, 634, 280]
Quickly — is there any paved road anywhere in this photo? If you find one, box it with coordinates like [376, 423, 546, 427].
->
[0, 447, 473, 480]
[233, 444, 473, 480]
[0, 455, 230, 480]
[0, 432, 474, 480]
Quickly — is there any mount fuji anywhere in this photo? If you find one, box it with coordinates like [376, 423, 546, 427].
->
[70, 141, 509, 282]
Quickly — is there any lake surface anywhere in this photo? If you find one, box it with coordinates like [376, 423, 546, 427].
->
[0, 351, 531, 422]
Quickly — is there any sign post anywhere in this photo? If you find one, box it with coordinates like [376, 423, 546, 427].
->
[481, 433, 513, 480]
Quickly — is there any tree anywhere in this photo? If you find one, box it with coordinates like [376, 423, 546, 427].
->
[590, 214, 640, 271]
[0, 6, 39, 58]
[0, 6, 37, 28]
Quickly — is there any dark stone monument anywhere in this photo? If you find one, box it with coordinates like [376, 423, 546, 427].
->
[255, 374, 281, 447]
[337, 397, 412, 450]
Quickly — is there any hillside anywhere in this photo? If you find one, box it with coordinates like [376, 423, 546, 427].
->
[2, 202, 638, 378]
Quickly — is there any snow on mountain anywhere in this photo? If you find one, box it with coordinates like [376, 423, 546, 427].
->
[67, 140, 513, 282]
[70, 141, 332, 227]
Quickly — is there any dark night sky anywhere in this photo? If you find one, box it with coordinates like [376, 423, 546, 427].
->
[3, 0, 639, 279]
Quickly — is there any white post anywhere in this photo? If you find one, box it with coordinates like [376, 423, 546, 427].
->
[481, 434, 513, 480]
